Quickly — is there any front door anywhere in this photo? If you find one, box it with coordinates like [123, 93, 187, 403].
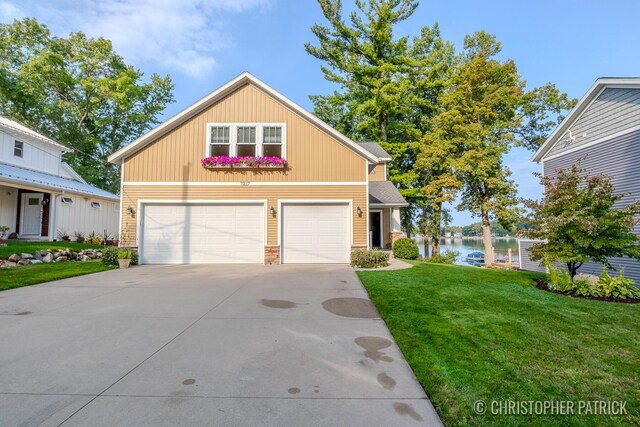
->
[21, 193, 43, 236]
[370, 211, 381, 248]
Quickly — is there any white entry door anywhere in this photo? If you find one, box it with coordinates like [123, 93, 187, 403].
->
[140, 203, 265, 264]
[281, 203, 350, 263]
[20, 193, 43, 236]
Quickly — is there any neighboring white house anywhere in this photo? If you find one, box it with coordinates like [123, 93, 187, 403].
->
[0, 116, 119, 241]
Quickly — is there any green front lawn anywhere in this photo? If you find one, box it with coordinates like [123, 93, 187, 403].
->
[0, 241, 104, 259]
[358, 262, 640, 427]
[0, 261, 113, 291]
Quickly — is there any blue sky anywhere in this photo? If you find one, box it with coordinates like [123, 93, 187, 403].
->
[4, 0, 640, 225]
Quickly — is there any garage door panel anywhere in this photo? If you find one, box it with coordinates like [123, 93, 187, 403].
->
[282, 204, 349, 264]
[141, 204, 264, 264]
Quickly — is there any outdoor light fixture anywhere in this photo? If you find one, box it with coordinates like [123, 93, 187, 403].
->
[41, 199, 49, 206]
[127, 206, 135, 215]
[356, 206, 362, 216]
[270, 206, 276, 217]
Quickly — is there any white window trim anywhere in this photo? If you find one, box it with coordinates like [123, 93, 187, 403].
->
[206, 123, 286, 158]
[14, 140, 24, 158]
[91, 201, 101, 209]
[61, 196, 74, 205]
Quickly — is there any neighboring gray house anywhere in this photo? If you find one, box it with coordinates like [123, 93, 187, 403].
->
[523, 77, 640, 281]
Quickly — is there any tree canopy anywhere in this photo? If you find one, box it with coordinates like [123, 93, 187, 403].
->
[524, 163, 640, 279]
[0, 18, 175, 193]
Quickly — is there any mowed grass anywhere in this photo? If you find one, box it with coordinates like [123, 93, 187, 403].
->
[0, 261, 113, 291]
[357, 262, 640, 427]
[0, 241, 104, 259]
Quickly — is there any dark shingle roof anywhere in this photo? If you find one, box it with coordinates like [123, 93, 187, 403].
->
[369, 181, 408, 206]
[357, 142, 392, 160]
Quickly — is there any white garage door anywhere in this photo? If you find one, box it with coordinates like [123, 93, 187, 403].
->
[281, 203, 350, 263]
[141, 203, 264, 264]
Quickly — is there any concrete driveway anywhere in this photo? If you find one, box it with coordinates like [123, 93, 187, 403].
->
[0, 264, 441, 426]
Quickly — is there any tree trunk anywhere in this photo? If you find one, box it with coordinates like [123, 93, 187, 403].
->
[423, 204, 429, 258]
[481, 208, 493, 267]
[431, 202, 442, 257]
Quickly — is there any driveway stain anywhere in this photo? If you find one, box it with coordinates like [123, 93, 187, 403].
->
[15, 311, 32, 315]
[261, 299, 296, 309]
[287, 387, 301, 394]
[182, 379, 196, 385]
[377, 372, 396, 390]
[393, 402, 424, 421]
[355, 336, 394, 362]
[322, 297, 378, 318]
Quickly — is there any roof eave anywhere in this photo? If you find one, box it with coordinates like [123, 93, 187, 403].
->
[370, 202, 409, 207]
[108, 72, 380, 164]
[532, 77, 640, 163]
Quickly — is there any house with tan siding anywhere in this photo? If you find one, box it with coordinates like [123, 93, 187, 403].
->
[108, 72, 407, 264]
[524, 77, 640, 282]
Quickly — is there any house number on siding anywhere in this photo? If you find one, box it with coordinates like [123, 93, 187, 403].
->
[240, 182, 250, 186]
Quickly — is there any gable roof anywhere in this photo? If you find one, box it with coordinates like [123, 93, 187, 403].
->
[532, 77, 640, 162]
[369, 181, 408, 207]
[108, 72, 380, 164]
[0, 116, 70, 152]
[357, 142, 392, 161]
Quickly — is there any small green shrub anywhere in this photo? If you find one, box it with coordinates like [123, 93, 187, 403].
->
[545, 259, 574, 291]
[595, 268, 639, 300]
[118, 249, 132, 260]
[393, 238, 419, 260]
[424, 250, 459, 264]
[102, 247, 138, 266]
[351, 249, 390, 268]
[85, 231, 102, 245]
[73, 231, 85, 243]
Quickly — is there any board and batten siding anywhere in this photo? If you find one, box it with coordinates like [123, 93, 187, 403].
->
[120, 185, 368, 248]
[548, 88, 640, 158]
[0, 130, 63, 176]
[542, 128, 640, 282]
[54, 196, 120, 238]
[123, 83, 368, 183]
[368, 163, 386, 182]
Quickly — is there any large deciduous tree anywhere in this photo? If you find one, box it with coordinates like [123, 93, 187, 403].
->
[524, 163, 640, 280]
[0, 18, 175, 193]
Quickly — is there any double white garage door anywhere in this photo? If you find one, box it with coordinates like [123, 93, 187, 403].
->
[140, 203, 350, 264]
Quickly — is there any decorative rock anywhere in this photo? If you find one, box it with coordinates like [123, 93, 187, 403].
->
[54, 256, 68, 262]
[30, 259, 43, 264]
[0, 261, 17, 268]
[53, 251, 62, 258]
[8, 254, 21, 262]
[17, 259, 29, 265]
[35, 251, 43, 261]
[81, 255, 90, 261]
[43, 253, 54, 263]
[21, 253, 34, 260]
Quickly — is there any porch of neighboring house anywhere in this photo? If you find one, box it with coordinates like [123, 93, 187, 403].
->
[0, 183, 52, 241]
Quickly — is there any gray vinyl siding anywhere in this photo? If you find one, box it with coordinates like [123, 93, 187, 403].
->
[543, 128, 640, 283]
[518, 240, 547, 273]
[548, 88, 640, 157]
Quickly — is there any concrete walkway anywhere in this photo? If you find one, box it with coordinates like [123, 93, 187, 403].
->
[355, 256, 414, 271]
[0, 264, 441, 426]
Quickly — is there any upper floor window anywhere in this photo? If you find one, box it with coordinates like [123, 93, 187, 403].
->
[209, 126, 230, 156]
[14, 141, 24, 158]
[207, 123, 285, 158]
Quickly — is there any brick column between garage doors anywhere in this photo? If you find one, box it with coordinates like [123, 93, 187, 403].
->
[265, 246, 280, 265]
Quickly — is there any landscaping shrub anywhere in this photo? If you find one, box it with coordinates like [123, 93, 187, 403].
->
[424, 250, 459, 264]
[85, 231, 102, 245]
[392, 237, 419, 260]
[545, 260, 640, 300]
[102, 247, 138, 266]
[350, 249, 389, 268]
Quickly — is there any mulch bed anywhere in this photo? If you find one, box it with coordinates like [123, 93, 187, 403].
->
[535, 279, 640, 304]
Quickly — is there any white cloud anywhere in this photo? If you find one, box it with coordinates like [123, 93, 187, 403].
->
[0, 1, 24, 21]
[6, 0, 270, 77]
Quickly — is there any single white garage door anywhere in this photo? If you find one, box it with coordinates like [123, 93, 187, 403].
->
[281, 203, 350, 263]
[141, 203, 264, 264]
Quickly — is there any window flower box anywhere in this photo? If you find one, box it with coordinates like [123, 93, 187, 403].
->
[201, 156, 288, 169]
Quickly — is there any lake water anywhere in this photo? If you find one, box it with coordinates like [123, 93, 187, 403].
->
[413, 237, 520, 266]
